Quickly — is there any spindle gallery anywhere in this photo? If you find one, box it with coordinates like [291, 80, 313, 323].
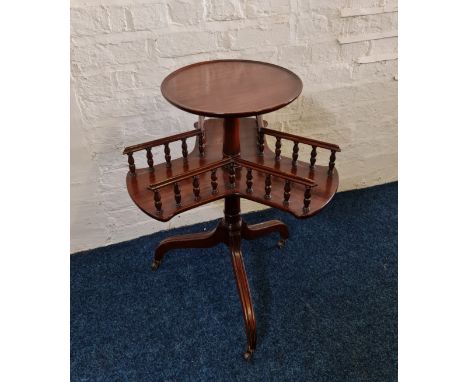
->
[122, 60, 340, 360]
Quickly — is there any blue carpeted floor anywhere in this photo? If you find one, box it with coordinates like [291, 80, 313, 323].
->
[71, 182, 397, 381]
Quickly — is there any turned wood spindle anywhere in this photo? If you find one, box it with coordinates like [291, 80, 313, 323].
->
[198, 131, 205, 157]
[153, 189, 162, 215]
[229, 163, 236, 188]
[264, 174, 272, 200]
[303, 185, 312, 213]
[256, 115, 263, 130]
[328, 150, 336, 175]
[174, 182, 181, 207]
[146, 148, 154, 170]
[127, 152, 136, 175]
[257, 130, 264, 155]
[181, 138, 188, 161]
[197, 116, 206, 140]
[246, 168, 253, 194]
[283, 180, 291, 206]
[192, 176, 200, 201]
[211, 169, 218, 195]
[275, 137, 282, 161]
[292, 141, 299, 167]
[164, 143, 171, 167]
[310, 146, 317, 168]
[197, 115, 205, 132]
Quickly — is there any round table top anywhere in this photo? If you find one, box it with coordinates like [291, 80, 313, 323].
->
[160, 59, 303, 118]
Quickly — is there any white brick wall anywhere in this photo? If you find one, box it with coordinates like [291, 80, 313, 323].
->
[71, 0, 398, 253]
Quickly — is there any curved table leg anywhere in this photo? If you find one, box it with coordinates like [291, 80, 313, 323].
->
[152, 221, 224, 270]
[229, 233, 257, 361]
[241, 219, 289, 248]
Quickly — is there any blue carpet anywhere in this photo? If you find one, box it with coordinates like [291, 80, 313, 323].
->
[71, 182, 397, 381]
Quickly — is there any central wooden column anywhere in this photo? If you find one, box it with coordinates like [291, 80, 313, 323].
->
[222, 117, 240, 157]
[222, 116, 242, 230]
[222, 117, 257, 360]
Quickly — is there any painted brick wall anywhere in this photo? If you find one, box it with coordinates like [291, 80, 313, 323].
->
[71, 0, 398, 253]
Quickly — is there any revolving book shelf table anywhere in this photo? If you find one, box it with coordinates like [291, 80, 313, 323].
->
[123, 60, 341, 360]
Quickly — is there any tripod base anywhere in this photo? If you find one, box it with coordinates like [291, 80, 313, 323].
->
[152, 195, 288, 360]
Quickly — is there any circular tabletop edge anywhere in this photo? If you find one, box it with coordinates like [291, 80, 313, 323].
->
[160, 59, 303, 118]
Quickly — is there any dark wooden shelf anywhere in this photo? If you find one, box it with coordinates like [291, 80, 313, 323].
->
[125, 118, 339, 222]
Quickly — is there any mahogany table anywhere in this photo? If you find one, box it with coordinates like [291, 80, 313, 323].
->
[123, 60, 340, 360]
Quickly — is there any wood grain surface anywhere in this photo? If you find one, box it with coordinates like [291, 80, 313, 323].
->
[160, 60, 303, 118]
[125, 118, 339, 222]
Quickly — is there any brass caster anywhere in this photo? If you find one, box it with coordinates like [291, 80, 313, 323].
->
[243, 348, 254, 361]
[151, 260, 161, 271]
[277, 239, 286, 249]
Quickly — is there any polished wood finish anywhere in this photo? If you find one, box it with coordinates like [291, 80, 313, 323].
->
[292, 141, 299, 167]
[123, 129, 202, 155]
[242, 219, 289, 249]
[230, 233, 256, 361]
[192, 176, 200, 201]
[246, 168, 253, 194]
[153, 189, 162, 215]
[210, 169, 218, 194]
[147, 157, 231, 190]
[145, 148, 154, 169]
[261, 127, 341, 152]
[123, 60, 340, 360]
[160, 60, 303, 118]
[329, 150, 337, 175]
[274, 137, 281, 161]
[181, 138, 188, 160]
[283, 180, 291, 206]
[310, 145, 317, 168]
[257, 128, 265, 155]
[223, 117, 240, 156]
[127, 152, 135, 175]
[126, 119, 336, 222]
[150, 202, 289, 361]
[125, 118, 340, 359]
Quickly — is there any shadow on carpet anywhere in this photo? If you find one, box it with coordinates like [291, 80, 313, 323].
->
[71, 182, 397, 381]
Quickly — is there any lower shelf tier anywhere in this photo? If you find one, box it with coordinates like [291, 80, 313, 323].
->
[126, 117, 339, 221]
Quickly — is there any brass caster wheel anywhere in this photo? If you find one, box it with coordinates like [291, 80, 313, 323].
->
[243, 348, 254, 361]
[151, 260, 161, 271]
[277, 239, 286, 249]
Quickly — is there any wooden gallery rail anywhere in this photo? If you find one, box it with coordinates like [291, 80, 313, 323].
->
[122, 60, 341, 361]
